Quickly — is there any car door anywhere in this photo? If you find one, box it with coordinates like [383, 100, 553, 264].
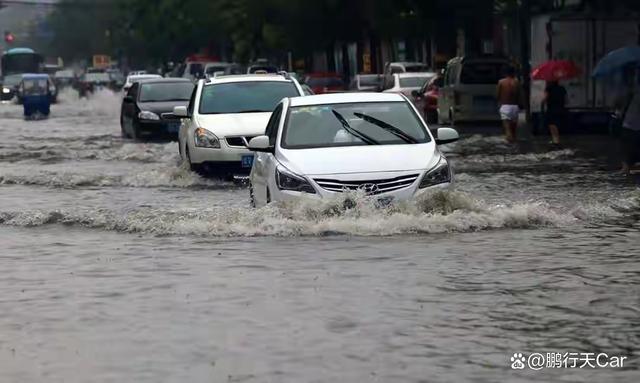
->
[253, 103, 283, 199]
[122, 83, 138, 134]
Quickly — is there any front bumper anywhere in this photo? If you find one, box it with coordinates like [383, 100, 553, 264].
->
[138, 120, 181, 139]
[1, 89, 15, 101]
[189, 139, 254, 168]
[271, 170, 453, 204]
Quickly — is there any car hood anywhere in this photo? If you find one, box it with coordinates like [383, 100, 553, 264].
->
[138, 101, 189, 115]
[279, 143, 439, 176]
[195, 112, 272, 137]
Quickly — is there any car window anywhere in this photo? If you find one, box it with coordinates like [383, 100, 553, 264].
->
[404, 65, 429, 72]
[460, 62, 510, 85]
[138, 82, 194, 102]
[265, 104, 283, 146]
[199, 81, 299, 114]
[282, 101, 430, 149]
[399, 76, 431, 88]
[390, 66, 403, 74]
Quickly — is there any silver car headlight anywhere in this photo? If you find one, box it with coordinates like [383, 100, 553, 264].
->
[194, 127, 220, 148]
[138, 111, 160, 121]
[419, 156, 451, 188]
[276, 166, 316, 194]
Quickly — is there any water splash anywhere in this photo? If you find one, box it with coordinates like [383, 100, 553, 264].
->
[0, 190, 613, 237]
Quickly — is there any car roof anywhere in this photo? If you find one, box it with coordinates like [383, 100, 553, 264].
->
[137, 77, 192, 84]
[289, 92, 404, 107]
[205, 74, 293, 85]
[21, 73, 49, 79]
[128, 74, 161, 79]
[389, 62, 428, 67]
[397, 72, 437, 78]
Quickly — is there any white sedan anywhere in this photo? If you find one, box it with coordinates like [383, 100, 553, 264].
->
[175, 73, 304, 176]
[248, 92, 459, 207]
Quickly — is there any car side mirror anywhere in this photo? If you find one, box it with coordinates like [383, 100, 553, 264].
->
[435, 127, 459, 145]
[247, 135, 273, 153]
[123, 95, 133, 103]
[173, 106, 188, 117]
[411, 90, 420, 98]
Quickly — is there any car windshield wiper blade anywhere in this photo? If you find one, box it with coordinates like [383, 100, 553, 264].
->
[353, 112, 419, 144]
[331, 109, 379, 145]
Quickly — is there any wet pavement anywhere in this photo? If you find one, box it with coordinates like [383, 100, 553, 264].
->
[1, 90, 639, 382]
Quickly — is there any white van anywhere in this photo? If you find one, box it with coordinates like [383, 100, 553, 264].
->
[437, 57, 512, 124]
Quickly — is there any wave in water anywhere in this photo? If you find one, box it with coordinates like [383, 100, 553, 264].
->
[2, 190, 635, 237]
[0, 163, 229, 189]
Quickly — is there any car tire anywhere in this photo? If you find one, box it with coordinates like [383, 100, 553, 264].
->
[185, 146, 204, 175]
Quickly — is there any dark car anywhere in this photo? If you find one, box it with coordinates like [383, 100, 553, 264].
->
[1, 74, 24, 101]
[120, 78, 194, 140]
[304, 72, 345, 94]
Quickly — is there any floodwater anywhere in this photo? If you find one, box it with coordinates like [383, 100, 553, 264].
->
[1, 90, 639, 382]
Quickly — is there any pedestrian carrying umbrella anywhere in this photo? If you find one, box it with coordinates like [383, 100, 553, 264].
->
[531, 60, 580, 81]
[592, 45, 640, 78]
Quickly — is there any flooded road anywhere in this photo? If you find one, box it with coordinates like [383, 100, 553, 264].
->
[1, 91, 639, 382]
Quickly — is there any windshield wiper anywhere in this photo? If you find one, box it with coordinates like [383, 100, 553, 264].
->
[353, 112, 419, 144]
[331, 110, 379, 145]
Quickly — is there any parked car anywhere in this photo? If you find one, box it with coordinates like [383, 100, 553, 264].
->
[1, 73, 23, 101]
[412, 73, 444, 124]
[438, 56, 512, 124]
[304, 73, 345, 94]
[381, 72, 436, 98]
[382, 61, 431, 91]
[204, 62, 244, 77]
[349, 74, 382, 92]
[247, 92, 459, 207]
[176, 73, 304, 176]
[78, 72, 112, 96]
[53, 69, 76, 89]
[247, 59, 279, 74]
[120, 78, 194, 140]
[122, 74, 162, 92]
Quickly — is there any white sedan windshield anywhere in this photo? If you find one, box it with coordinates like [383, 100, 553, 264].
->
[282, 102, 430, 149]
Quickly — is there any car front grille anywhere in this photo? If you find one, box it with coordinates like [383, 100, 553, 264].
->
[226, 136, 257, 148]
[313, 174, 419, 195]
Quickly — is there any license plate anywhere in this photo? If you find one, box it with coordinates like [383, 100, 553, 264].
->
[166, 122, 180, 133]
[241, 154, 254, 168]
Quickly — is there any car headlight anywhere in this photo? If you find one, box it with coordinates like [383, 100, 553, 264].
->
[276, 166, 316, 194]
[138, 111, 160, 121]
[2, 87, 10, 94]
[419, 156, 451, 188]
[194, 127, 220, 148]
